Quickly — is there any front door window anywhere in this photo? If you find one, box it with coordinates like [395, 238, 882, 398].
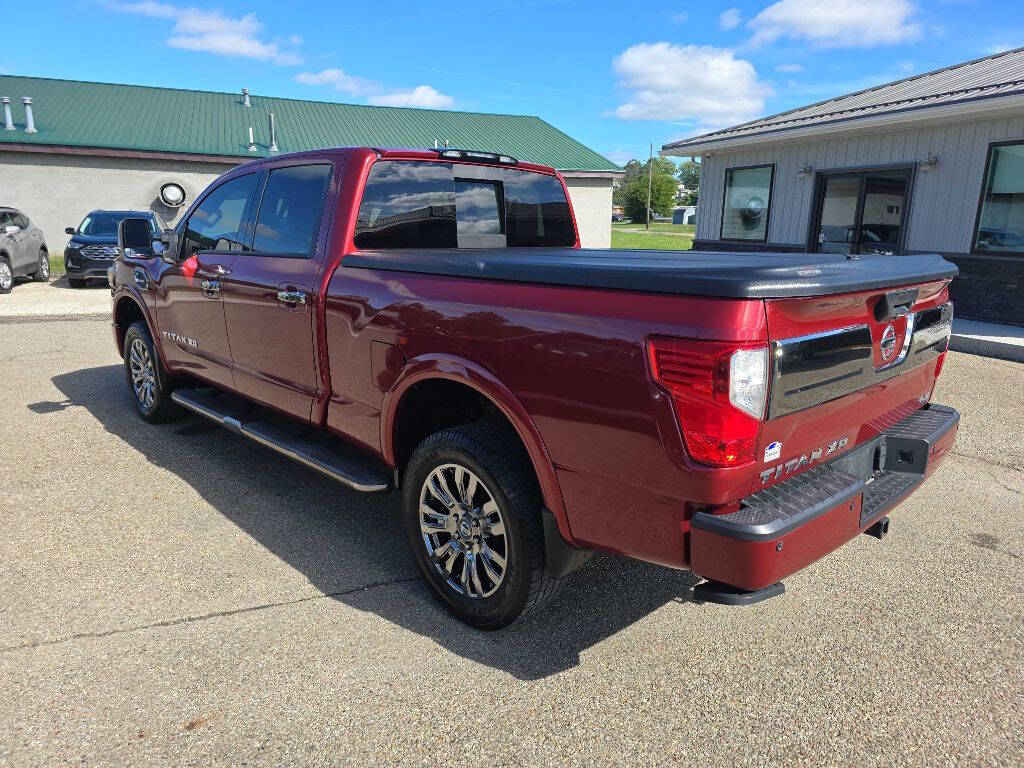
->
[813, 169, 911, 255]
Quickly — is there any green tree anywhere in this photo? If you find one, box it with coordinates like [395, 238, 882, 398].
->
[614, 156, 680, 207]
[677, 160, 701, 192]
[623, 172, 677, 223]
[677, 161, 700, 205]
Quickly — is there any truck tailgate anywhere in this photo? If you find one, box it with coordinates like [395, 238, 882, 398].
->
[753, 278, 954, 495]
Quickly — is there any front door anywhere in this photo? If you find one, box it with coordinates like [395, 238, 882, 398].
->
[154, 172, 260, 390]
[221, 161, 336, 421]
[812, 168, 912, 255]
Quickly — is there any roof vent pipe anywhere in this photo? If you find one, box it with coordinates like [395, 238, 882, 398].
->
[1, 98, 13, 131]
[247, 126, 257, 152]
[268, 112, 279, 152]
[21, 97, 36, 133]
[242, 88, 251, 107]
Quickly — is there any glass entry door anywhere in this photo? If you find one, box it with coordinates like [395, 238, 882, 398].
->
[812, 168, 912, 255]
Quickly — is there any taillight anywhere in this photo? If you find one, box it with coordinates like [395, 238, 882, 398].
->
[647, 337, 768, 467]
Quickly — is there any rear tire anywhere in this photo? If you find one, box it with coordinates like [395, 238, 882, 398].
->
[33, 249, 50, 282]
[123, 321, 178, 423]
[403, 422, 563, 629]
[67, 277, 86, 288]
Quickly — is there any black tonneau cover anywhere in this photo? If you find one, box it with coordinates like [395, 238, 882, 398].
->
[342, 248, 957, 299]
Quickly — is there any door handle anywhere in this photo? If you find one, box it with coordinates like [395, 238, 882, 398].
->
[277, 289, 306, 305]
[201, 279, 220, 295]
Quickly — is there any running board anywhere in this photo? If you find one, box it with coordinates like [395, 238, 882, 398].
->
[171, 387, 391, 493]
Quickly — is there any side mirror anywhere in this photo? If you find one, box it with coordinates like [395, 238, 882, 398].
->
[4, 225, 20, 234]
[65, 226, 76, 235]
[118, 217, 155, 259]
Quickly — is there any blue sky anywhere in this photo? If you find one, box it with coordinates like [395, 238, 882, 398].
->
[1, 0, 1020, 166]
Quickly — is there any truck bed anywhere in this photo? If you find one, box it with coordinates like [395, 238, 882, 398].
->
[341, 249, 957, 299]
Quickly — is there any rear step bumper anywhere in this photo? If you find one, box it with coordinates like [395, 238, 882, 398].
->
[690, 403, 959, 592]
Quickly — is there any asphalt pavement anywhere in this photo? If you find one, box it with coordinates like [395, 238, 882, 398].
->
[1, 318, 1021, 767]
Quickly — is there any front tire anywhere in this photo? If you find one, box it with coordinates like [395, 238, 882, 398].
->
[123, 321, 178, 423]
[0, 257, 12, 294]
[33, 249, 50, 282]
[403, 422, 563, 629]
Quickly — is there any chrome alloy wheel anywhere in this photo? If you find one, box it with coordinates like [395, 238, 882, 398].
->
[419, 463, 509, 598]
[38, 253, 50, 280]
[0, 261, 11, 291]
[129, 338, 157, 409]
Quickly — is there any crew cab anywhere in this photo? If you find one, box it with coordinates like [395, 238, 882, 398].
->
[110, 147, 959, 628]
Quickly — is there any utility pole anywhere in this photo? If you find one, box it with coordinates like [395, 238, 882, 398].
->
[645, 143, 654, 230]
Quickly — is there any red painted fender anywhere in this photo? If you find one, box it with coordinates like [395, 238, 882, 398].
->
[111, 288, 169, 371]
[380, 354, 576, 547]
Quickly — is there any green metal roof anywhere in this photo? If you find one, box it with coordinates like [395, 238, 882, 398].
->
[0, 74, 620, 172]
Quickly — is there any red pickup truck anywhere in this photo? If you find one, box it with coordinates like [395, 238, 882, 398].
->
[111, 146, 959, 628]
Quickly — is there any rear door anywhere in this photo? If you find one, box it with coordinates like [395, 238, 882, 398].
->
[154, 172, 260, 390]
[221, 160, 336, 421]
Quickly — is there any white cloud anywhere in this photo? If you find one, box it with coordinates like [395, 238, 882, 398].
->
[775, 63, 803, 73]
[295, 68, 375, 96]
[612, 43, 768, 129]
[604, 149, 638, 166]
[368, 85, 455, 109]
[719, 8, 742, 30]
[107, 2, 303, 65]
[297, 70, 455, 109]
[748, 0, 922, 48]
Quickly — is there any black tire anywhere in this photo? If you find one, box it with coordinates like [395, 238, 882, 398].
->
[0, 256, 11, 294]
[33, 249, 50, 282]
[123, 321, 178, 423]
[67, 277, 86, 288]
[403, 422, 563, 629]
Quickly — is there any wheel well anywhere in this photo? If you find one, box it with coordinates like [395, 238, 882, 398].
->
[392, 379, 529, 481]
[113, 297, 147, 357]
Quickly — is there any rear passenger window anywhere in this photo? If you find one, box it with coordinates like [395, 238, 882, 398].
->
[252, 164, 333, 257]
[355, 161, 456, 249]
[183, 173, 258, 256]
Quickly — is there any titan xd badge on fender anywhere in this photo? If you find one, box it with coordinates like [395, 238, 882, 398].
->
[760, 436, 849, 483]
[162, 330, 199, 348]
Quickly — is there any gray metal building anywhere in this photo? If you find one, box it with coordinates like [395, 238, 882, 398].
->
[663, 48, 1024, 326]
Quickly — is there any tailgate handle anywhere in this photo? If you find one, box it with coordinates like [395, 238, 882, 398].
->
[875, 287, 919, 322]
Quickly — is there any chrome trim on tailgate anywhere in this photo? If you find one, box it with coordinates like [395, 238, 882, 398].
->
[768, 303, 952, 419]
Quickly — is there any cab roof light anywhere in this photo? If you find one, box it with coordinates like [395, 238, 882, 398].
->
[436, 149, 518, 165]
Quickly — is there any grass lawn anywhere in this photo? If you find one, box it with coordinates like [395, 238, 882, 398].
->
[611, 221, 694, 250]
[48, 251, 65, 276]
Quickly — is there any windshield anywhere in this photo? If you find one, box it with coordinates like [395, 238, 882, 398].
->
[78, 213, 157, 236]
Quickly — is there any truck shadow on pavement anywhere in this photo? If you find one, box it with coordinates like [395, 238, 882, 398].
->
[36, 364, 700, 681]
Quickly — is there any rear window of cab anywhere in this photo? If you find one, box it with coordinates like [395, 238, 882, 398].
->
[354, 160, 575, 249]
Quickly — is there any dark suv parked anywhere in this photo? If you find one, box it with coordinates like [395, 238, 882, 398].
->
[0, 206, 49, 293]
[65, 211, 165, 287]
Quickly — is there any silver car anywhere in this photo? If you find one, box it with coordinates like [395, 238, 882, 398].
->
[0, 207, 49, 293]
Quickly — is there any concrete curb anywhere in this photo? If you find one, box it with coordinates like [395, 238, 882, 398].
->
[0, 312, 110, 324]
[949, 334, 1024, 363]
[950, 318, 1024, 363]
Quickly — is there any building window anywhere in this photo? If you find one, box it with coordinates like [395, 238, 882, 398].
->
[721, 164, 774, 241]
[975, 141, 1024, 254]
